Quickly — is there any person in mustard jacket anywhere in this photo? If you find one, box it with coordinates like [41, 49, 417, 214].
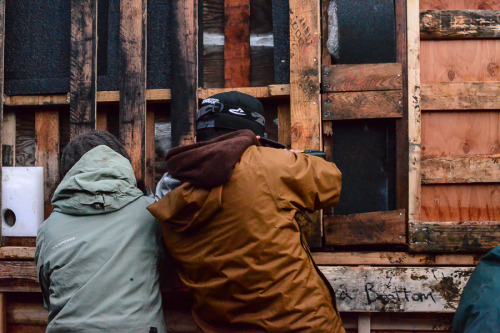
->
[148, 91, 345, 332]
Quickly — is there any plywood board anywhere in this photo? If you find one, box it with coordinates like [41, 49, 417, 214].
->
[421, 184, 500, 221]
[420, 0, 500, 10]
[320, 266, 474, 312]
[421, 82, 500, 110]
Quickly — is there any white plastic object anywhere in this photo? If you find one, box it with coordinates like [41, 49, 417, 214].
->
[2, 167, 44, 236]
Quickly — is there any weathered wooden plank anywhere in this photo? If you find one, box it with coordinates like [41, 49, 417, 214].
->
[0, 261, 39, 293]
[422, 154, 500, 184]
[1, 112, 15, 166]
[410, 221, 500, 252]
[421, 10, 500, 40]
[0, 0, 4, 246]
[35, 111, 60, 219]
[322, 91, 403, 120]
[408, 0, 422, 225]
[325, 210, 406, 246]
[224, 0, 250, 88]
[277, 103, 291, 148]
[289, 0, 321, 151]
[322, 63, 403, 92]
[69, 0, 97, 139]
[171, 0, 198, 147]
[421, 82, 500, 110]
[313, 251, 481, 266]
[119, 0, 147, 184]
[199, 84, 290, 99]
[321, 266, 474, 312]
[7, 303, 46, 326]
[0, 293, 5, 333]
[145, 110, 155, 192]
[0, 247, 35, 261]
[420, 0, 500, 10]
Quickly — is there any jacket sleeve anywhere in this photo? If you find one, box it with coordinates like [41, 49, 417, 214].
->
[258, 148, 342, 212]
[35, 229, 50, 310]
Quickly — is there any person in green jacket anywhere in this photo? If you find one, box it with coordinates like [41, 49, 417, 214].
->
[452, 246, 500, 333]
[35, 130, 167, 332]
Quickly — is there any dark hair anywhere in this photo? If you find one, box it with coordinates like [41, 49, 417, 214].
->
[60, 130, 130, 178]
[196, 127, 235, 142]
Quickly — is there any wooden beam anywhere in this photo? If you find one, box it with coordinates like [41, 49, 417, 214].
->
[324, 210, 406, 246]
[1, 112, 14, 166]
[289, 0, 321, 151]
[199, 84, 290, 100]
[312, 251, 481, 266]
[35, 111, 60, 219]
[145, 110, 155, 191]
[320, 266, 474, 312]
[171, 0, 198, 147]
[408, 0, 422, 225]
[119, 0, 147, 184]
[69, 0, 97, 139]
[322, 63, 402, 92]
[421, 82, 500, 110]
[0, 261, 39, 293]
[322, 91, 403, 120]
[421, 10, 500, 40]
[0, 247, 35, 260]
[224, 0, 250, 88]
[410, 221, 500, 253]
[0, 293, 5, 333]
[421, 154, 500, 184]
[4, 94, 69, 106]
[277, 103, 291, 148]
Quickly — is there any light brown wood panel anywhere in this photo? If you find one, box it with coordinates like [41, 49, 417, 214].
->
[0, 248, 34, 261]
[224, 0, 250, 88]
[421, 82, 500, 110]
[421, 184, 500, 221]
[421, 40, 499, 82]
[421, 111, 500, 156]
[420, 0, 500, 10]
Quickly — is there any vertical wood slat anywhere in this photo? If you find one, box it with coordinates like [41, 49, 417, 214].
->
[171, 1, 198, 147]
[408, 0, 422, 225]
[277, 103, 291, 148]
[0, 293, 5, 333]
[0, 0, 4, 251]
[119, 0, 147, 185]
[145, 110, 155, 192]
[35, 111, 60, 219]
[1, 112, 14, 166]
[224, 0, 250, 88]
[69, 0, 97, 139]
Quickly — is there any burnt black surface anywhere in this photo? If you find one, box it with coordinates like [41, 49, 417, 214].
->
[5, 0, 172, 95]
[332, 119, 396, 215]
[335, 0, 395, 64]
[272, 0, 289, 84]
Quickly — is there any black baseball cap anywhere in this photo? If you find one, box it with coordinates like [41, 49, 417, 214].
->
[196, 91, 286, 149]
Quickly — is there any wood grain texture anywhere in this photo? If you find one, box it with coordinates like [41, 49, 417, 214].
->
[224, 0, 250, 88]
[422, 154, 500, 184]
[325, 210, 406, 246]
[289, 0, 321, 151]
[277, 103, 291, 148]
[422, 111, 500, 156]
[0, 261, 39, 293]
[69, 0, 97, 139]
[312, 251, 482, 266]
[199, 84, 289, 99]
[7, 303, 46, 326]
[322, 91, 403, 120]
[35, 111, 60, 219]
[119, 0, 147, 184]
[0, 0, 4, 244]
[410, 221, 500, 252]
[321, 266, 474, 312]
[0, 247, 35, 261]
[421, 82, 500, 110]
[171, 0, 198, 147]
[420, 0, 500, 10]
[145, 110, 155, 191]
[2, 112, 15, 166]
[95, 107, 108, 131]
[321, 63, 403, 92]
[421, 184, 500, 221]
[421, 10, 500, 40]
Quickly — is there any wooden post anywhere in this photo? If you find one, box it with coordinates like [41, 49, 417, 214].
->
[0, 293, 6, 333]
[1, 112, 15, 167]
[69, 0, 97, 139]
[119, 0, 147, 184]
[145, 110, 155, 192]
[408, 0, 421, 226]
[171, 0, 198, 147]
[0, 0, 5, 246]
[35, 111, 60, 220]
[277, 104, 291, 148]
[224, 0, 250, 88]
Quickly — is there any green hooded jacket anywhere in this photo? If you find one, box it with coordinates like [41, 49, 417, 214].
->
[35, 145, 166, 332]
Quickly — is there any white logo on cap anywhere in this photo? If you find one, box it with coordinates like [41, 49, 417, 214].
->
[229, 108, 246, 116]
[202, 98, 220, 105]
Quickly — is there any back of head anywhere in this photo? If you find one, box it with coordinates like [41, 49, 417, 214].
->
[60, 130, 130, 178]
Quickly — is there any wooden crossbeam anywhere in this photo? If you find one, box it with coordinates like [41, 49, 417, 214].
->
[422, 154, 500, 184]
[421, 82, 500, 110]
[0, 261, 39, 293]
[119, 0, 147, 185]
[69, 0, 97, 139]
[324, 210, 406, 246]
[410, 221, 500, 253]
[421, 10, 500, 40]
[322, 63, 403, 92]
[322, 91, 403, 120]
[224, 0, 250, 88]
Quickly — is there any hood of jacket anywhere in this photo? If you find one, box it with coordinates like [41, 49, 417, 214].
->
[148, 130, 260, 232]
[52, 145, 144, 215]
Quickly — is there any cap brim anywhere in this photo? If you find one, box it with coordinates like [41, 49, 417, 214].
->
[259, 137, 286, 149]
